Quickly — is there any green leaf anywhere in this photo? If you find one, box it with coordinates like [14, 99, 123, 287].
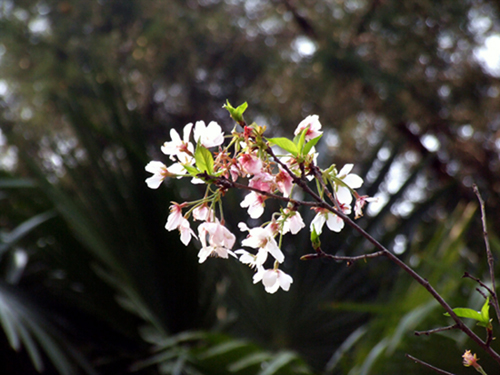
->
[444, 308, 483, 322]
[296, 127, 308, 155]
[444, 298, 491, 327]
[267, 137, 298, 157]
[481, 297, 490, 322]
[194, 145, 214, 174]
[183, 164, 200, 177]
[302, 134, 323, 155]
[223, 100, 247, 125]
[478, 297, 491, 328]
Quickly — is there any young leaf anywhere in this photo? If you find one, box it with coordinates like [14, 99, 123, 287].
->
[183, 165, 200, 177]
[296, 127, 308, 155]
[479, 297, 491, 328]
[303, 134, 323, 155]
[267, 137, 298, 157]
[223, 100, 247, 125]
[481, 297, 490, 321]
[444, 308, 483, 322]
[310, 227, 321, 250]
[444, 297, 491, 328]
[194, 146, 214, 174]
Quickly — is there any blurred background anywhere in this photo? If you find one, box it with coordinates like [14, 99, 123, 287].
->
[1, 0, 500, 374]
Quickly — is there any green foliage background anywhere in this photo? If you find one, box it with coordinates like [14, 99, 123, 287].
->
[1, 0, 500, 374]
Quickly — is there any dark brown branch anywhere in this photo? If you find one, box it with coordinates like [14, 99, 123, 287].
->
[311, 165, 337, 207]
[473, 184, 500, 324]
[262, 147, 500, 364]
[414, 324, 459, 336]
[476, 287, 489, 301]
[463, 272, 495, 297]
[405, 354, 457, 375]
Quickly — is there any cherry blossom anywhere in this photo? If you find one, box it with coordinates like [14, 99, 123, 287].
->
[310, 204, 351, 234]
[234, 249, 267, 268]
[145, 161, 172, 189]
[275, 168, 294, 197]
[161, 123, 194, 164]
[281, 209, 305, 235]
[146, 103, 377, 295]
[178, 219, 197, 246]
[239, 223, 284, 263]
[193, 204, 213, 221]
[238, 152, 263, 176]
[335, 164, 364, 205]
[240, 191, 266, 219]
[165, 203, 196, 245]
[165, 203, 186, 231]
[248, 172, 275, 193]
[294, 114, 322, 141]
[253, 267, 293, 294]
[354, 195, 377, 219]
[197, 221, 236, 263]
[194, 120, 224, 148]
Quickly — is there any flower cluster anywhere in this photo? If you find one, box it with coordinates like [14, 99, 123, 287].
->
[145, 102, 373, 293]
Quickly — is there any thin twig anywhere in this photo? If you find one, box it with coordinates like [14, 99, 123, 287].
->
[476, 287, 489, 301]
[405, 354, 456, 375]
[263, 148, 500, 364]
[463, 272, 496, 297]
[301, 249, 385, 262]
[473, 184, 500, 324]
[414, 324, 459, 336]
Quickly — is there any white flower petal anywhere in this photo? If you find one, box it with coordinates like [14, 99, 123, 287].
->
[262, 271, 279, 293]
[336, 186, 353, 205]
[145, 161, 166, 174]
[183, 123, 193, 142]
[278, 271, 293, 291]
[326, 213, 344, 232]
[310, 213, 326, 235]
[146, 174, 164, 189]
[338, 164, 353, 177]
[343, 174, 363, 189]
[264, 240, 284, 263]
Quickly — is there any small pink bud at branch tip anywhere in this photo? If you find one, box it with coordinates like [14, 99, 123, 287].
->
[462, 350, 488, 374]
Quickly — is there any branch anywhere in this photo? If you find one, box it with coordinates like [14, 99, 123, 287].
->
[406, 354, 457, 375]
[463, 272, 495, 297]
[207, 149, 500, 364]
[473, 184, 500, 324]
[210, 174, 319, 208]
[263, 148, 500, 364]
[414, 324, 459, 336]
[301, 249, 385, 263]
